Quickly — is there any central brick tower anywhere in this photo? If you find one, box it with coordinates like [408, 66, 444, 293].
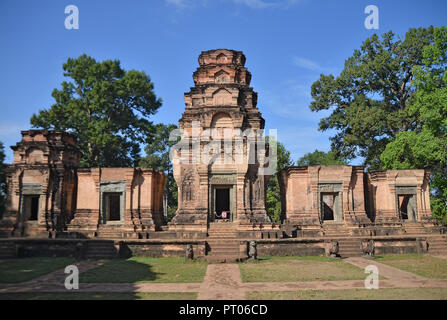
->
[170, 49, 276, 241]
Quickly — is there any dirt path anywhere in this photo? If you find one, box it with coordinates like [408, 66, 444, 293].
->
[26, 260, 105, 285]
[242, 279, 447, 291]
[197, 264, 246, 300]
[431, 255, 447, 261]
[344, 257, 427, 281]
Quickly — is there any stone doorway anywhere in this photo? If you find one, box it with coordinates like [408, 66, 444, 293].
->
[103, 192, 122, 222]
[398, 194, 417, 221]
[23, 195, 39, 221]
[215, 188, 230, 219]
[320, 192, 342, 222]
[210, 185, 235, 222]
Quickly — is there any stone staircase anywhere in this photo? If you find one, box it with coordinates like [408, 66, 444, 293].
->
[337, 238, 363, 257]
[428, 236, 447, 255]
[0, 241, 17, 259]
[403, 222, 427, 235]
[322, 223, 351, 237]
[206, 223, 243, 262]
[84, 240, 119, 259]
[95, 225, 137, 239]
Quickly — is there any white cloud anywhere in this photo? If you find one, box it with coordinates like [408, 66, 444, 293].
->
[233, 0, 301, 9]
[165, 0, 208, 10]
[165, 0, 302, 10]
[293, 57, 322, 71]
[292, 56, 338, 74]
[232, 0, 276, 9]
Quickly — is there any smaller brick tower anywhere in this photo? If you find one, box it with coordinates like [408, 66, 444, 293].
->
[0, 130, 81, 238]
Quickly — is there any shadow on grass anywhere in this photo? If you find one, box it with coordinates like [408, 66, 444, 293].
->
[240, 255, 333, 264]
[0, 256, 206, 300]
[0, 257, 76, 284]
[0, 292, 197, 300]
[80, 259, 159, 283]
[80, 256, 208, 284]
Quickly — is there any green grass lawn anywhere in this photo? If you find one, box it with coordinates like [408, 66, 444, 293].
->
[239, 256, 371, 282]
[80, 257, 208, 283]
[372, 254, 447, 278]
[0, 292, 197, 300]
[247, 288, 447, 300]
[0, 257, 76, 284]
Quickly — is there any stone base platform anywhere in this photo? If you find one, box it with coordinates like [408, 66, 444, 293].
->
[0, 233, 446, 260]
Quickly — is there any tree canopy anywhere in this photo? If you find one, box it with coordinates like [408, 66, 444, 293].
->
[140, 123, 179, 221]
[30, 54, 162, 167]
[0, 142, 6, 218]
[381, 26, 447, 221]
[265, 137, 294, 224]
[310, 27, 435, 170]
[296, 149, 347, 166]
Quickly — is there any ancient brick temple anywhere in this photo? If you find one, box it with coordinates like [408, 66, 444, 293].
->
[0, 49, 445, 260]
[0, 130, 165, 239]
[169, 49, 275, 241]
[279, 166, 437, 238]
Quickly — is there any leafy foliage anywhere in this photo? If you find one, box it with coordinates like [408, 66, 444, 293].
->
[0, 142, 6, 218]
[140, 123, 179, 221]
[296, 149, 347, 166]
[310, 27, 435, 170]
[30, 54, 162, 167]
[265, 137, 293, 224]
[382, 27, 447, 220]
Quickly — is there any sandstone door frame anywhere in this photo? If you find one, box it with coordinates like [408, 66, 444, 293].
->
[318, 182, 343, 224]
[99, 181, 126, 225]
[396, 185, 418, 222]
[20, 183, 43, 224]
[209, 184, 235, 223]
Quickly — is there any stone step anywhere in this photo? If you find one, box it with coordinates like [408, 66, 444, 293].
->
[206, 245, 241, 250]
[84, 254, 117, 259]
[0, 246, 17, 259]
[430, 243, 447, 247]
[337, 240, 363, 256]
[83, 241, 119, 259]
[207, 250, 241, 255]
[208, 234, 238, 239]
[205, 255, 243, 263]
[207, 231, 238, 236]
[208, 247, 240, 252]
[207, 239, 240, 243]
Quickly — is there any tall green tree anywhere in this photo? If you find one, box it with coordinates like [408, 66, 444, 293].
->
[31, 54, 162, 167]
[0, 142, 6, 218]
[310, 27, 435, 170]
[296, 149, 347, 166]
[140, 123, 179, 221]
[265, 137, 293, 224]
[381, 26, 447, 222]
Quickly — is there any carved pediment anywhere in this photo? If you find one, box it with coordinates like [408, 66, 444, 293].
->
[212, 88, 232, 106]
[214, 69, 230, 83]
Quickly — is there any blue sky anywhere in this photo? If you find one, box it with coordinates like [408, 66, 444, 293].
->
[0, 0, 446, 164]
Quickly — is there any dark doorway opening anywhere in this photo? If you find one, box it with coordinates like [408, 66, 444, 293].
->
[321, 193, 337, 221]
[105, 193, 121, 221]
[25, 195, 39, 221]
[215, 188, 230, 219]
[398, 194, 416, 221]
